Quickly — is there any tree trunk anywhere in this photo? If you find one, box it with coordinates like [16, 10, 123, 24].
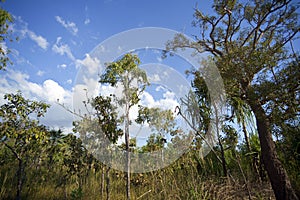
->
[248, 98, 298, 200]
[242, 120, 261, 181]
[213, 102, 227, 177]
[106, 167, 110, 200]
[16, 158, 23, 200]
[242, 120, 251, 153]
[101, 166, 105, 199]
[125, 108, 131, 200]
[217, 135, 227, 177]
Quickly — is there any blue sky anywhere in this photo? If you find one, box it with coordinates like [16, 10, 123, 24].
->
[0, 0, 299, 139]
[1, 0, 213, 136]
[2, 0, 209, 90]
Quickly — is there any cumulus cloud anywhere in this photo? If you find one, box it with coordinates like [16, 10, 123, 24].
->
[52, 37, 75, 61]
[140, 90, 179, 111]
[75, 54, 100, 74]
[42, 79, 71, 102]
[0, 70, 73, 130]
[1, 70, 71, 104]
[55, 16, 78, 35]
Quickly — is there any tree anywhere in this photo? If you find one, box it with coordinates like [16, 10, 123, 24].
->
[0, 1, 16, 70]
[73, 94, 123, 200]
[0, 92, 50, 200]
[136, 106, 178, 155]
[99, 53, 149, 200]
[167, 0, 299, 199]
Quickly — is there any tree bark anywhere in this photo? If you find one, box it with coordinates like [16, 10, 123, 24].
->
[106, 167, 110, 200]
[217, 134, 227, 177]
[101, 166, 105, 199]
[248, 98, 298, 200]
[16, 158, 23, 200]
[125, 107, 131, 200]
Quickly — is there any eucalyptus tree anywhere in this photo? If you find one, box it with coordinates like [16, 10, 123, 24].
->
[99, 53, 149, 200]
[73, 94, 123, 200]
[166, 0, 299, 199]
[0, 92, 50, 200]
[136, 106, 178, 155]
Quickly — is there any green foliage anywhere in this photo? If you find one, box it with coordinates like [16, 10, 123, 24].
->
[141, 134, 165, 152]
[222, 124, 238, 150]
[92, 95, 123, 143]
[0, 92, 50, 149]
[70, 187, 83, 200]
[0, 92, 51, 199]
[1, 1, 299, 199]
[136, 106, 177, 135]
[168, 0, 300, 197]
[0, 2, 16, 70]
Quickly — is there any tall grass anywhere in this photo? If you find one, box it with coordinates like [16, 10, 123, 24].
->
[1, 151, 276, 200]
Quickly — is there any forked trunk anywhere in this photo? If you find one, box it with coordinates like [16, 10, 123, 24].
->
[249, 99, 298, 200]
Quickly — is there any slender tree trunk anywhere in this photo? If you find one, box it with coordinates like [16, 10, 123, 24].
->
[16, 158, 23, 200]
[242, 120, 251, 153]
[217, 135, 227, 177]
[101, 166, 105, 199]
[106, 167, 110, 200]
[125, 107, 131, 200]
[242, 121, 261, 181]
[2, 143, 24, 200]
[213, 102, 227, 177]
[248, 98, 298, 200]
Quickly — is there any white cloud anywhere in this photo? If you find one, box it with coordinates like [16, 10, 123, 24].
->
[75, 54, 100, 74]
[140, 92, 155, 107]
[155, 85, 167, 92]
[67, 79, 72, 84]
[0, 70, 73, 131]
[148, 74, 161, 82]
[27, 30, 49, 50]
[52, 37, 75, 61]
[57, 63, 67, 69]
[99, 84, 115, 97]
[0, 70, 71, 103]
[0, 42, 8, 55]
[43, 79, 71, 102]
[140, 91, 178, 111]
[14, 16, 49, 50]
[84, 5, 90, 25]
[36, 70, 45, 76]
[55, 16, 78, 35]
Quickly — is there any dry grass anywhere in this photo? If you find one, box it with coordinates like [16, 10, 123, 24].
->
[1, 160, 276, 200]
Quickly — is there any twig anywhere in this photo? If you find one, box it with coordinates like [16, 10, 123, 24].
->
[136, 190, 152, 200]
[174, 106, 223, 164]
